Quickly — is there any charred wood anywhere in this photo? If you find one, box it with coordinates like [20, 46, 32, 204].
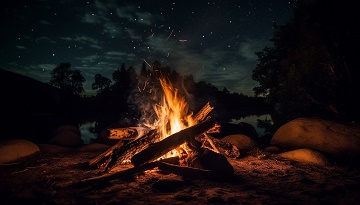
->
[87, 140, 124, 169]
[88, 129, 160, 171]
[196, 134, 240, 158]
[193, 102, 214, 123]
[158, 162, 234, 180]
[131, 118, 217, 166]
[80, 157, 180, 184]
[106, 127, 150, 140]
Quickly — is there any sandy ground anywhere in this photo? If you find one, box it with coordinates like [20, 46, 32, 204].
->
[0, 149, 359, 205]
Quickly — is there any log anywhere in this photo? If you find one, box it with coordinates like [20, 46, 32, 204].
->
[88, 140, 124, 169]
[80, 157, 180, 184]
[88, 129, 160, 171]
[106, 127, 150, 140]
[104, 129, 161, 171]
[193, 102, 214, 123]
[158, 162, 234, 180]
[131, 118, 216, 166]
[196, 134, 240, 158]
[88, 102, 216, 171]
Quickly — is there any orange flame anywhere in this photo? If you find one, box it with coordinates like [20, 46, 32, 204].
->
[154, 78, 195, 140]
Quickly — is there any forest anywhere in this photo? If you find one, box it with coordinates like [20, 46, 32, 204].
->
[2, 0, 358, 144]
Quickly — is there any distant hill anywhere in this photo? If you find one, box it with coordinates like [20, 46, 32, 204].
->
[0, 68, 81, 142]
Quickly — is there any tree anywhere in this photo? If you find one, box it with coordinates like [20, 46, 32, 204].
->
[49, 62, 85, 96]
[92, 74, 111, 93]
[252, 0, 360, 125]
[140, 62, 150, 77]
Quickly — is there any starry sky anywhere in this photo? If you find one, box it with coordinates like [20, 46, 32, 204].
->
[0, 0, 296, 96]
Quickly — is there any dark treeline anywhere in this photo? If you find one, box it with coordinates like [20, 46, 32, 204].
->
[251, 0, 360, 138]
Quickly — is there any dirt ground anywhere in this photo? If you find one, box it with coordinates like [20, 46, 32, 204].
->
[1, 149, 359, 205]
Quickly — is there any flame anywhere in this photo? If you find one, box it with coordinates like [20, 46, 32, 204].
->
[154, 78, 195, 140]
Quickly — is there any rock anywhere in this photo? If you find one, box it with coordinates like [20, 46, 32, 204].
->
[278, 148, 329, 166]
[264, 145, 282, 154]
[211, 122, 258, 139]
[49, 125, 83, 148]
[186, 148, 234, 174]
[271, 118, 360, 159]
[0, 139, 40, 164]
[221, 134, 258, 151]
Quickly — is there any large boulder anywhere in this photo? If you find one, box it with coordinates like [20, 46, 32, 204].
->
[221, 134, 258, 151]
[0, 139, 40, 164]
[271, 118, 360, 160]
[49, 125, 83, 148]
[278, 148, 329, 166]
[211, 122, 258, 139]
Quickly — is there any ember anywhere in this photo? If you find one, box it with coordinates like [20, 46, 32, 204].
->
[84, 76, 240, 182]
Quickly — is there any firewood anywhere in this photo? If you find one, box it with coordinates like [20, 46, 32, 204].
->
[88, 102, 216, 172]
[131, 118, 216, 166]
[196, 134, 240, 158]
[158, 162, 234, 180]
[106, 127, 150, 140]
[193, 102, 214, 123]
[88, 129, 160, 171]
[104, 129, 161, 171]
[80, 157, 180, 184]
[88, 140, 124, 169]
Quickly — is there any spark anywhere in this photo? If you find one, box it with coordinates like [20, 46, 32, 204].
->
[143, 58, 152, 68]
[179, 39, 187, 42]
[165, 29, 174, 41]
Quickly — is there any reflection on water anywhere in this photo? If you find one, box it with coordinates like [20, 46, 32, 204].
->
[230, 114, 272, 137]
[79, 121, 97, 144]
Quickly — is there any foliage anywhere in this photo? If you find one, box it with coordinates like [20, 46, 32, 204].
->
[92, 74, 111, 93]
[252, 0, 360, 127]
[49, 62, 85, 96]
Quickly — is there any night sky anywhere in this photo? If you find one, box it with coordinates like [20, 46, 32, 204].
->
[0, 0, 296, 96]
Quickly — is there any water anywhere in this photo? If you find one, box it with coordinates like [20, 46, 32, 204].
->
[79, 121, 97, 144]
[230, 114, 272, 137]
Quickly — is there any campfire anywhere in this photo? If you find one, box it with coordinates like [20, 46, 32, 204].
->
[83, 77, 240, 182]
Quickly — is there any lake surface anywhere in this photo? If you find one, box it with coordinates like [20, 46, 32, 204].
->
[230, 114, 272, 137]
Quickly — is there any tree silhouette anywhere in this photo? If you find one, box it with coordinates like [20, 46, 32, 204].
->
[252, 0, 360, 125]
[49, 62, 85, 96]
[92, 73, 111, 93]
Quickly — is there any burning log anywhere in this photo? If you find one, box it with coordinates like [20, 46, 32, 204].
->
[131, 118, 217, 166]
[193, 102, 214, 123]
[158, 162, 233, 180]
[87, 101, 239, 174]
[88, 102, 216, 171]
[81, 157, 180, 184]
[106, 127, 150, 140]
[88, 129, 160, 171]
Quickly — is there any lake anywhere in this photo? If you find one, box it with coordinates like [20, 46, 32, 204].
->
[79, 114, 272, 144]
